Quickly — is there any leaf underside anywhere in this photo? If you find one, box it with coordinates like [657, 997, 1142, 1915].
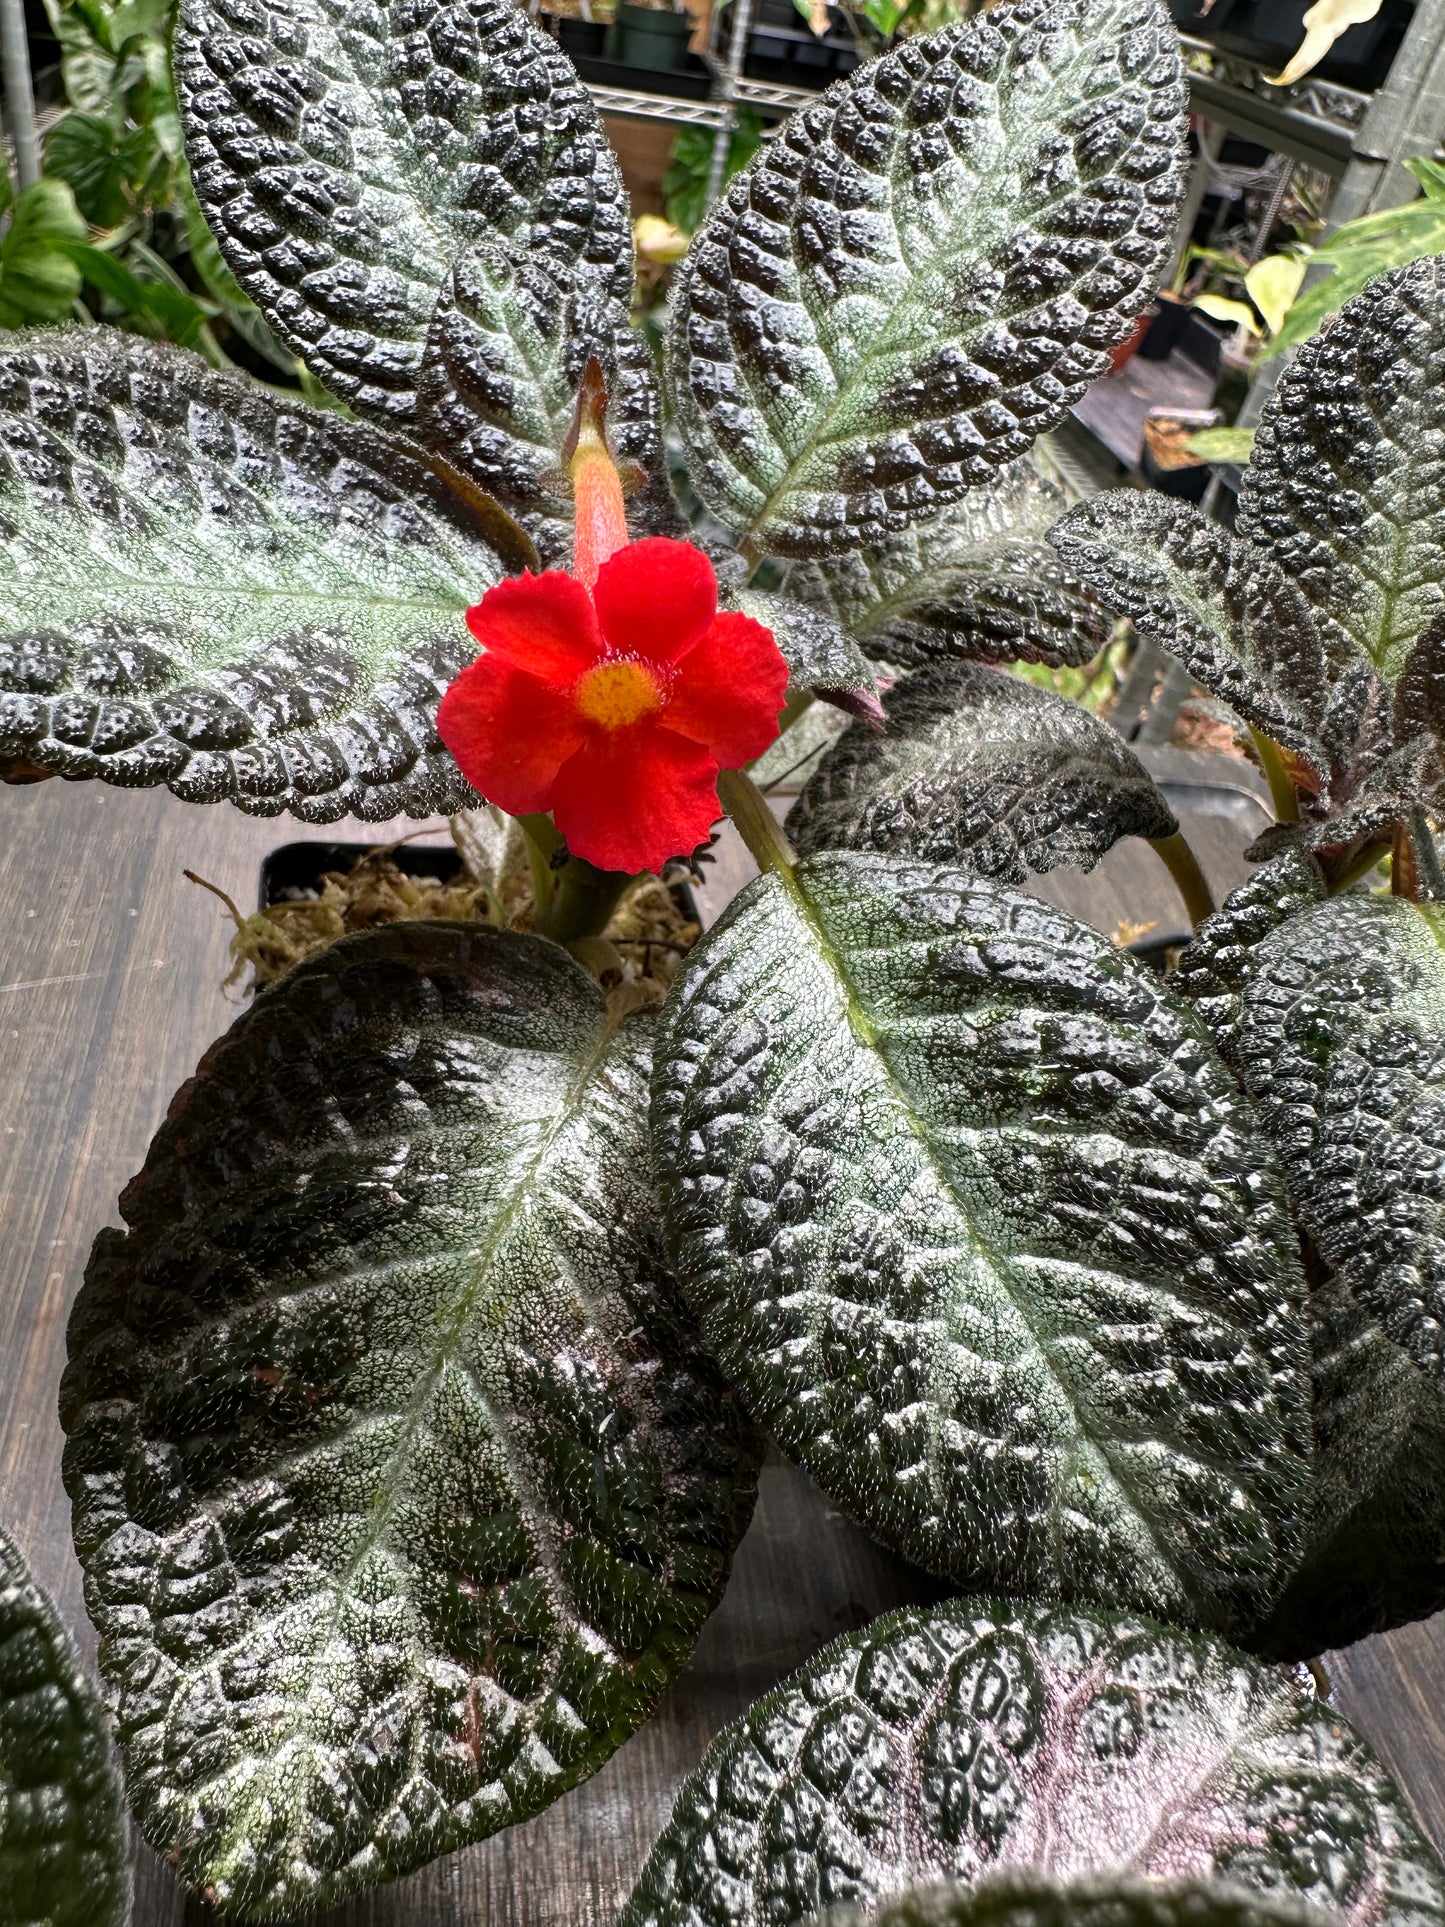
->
[620, 1597, 1445, 1927]
[785, 662, 1176, 876]
[788, 464, 1112, 670]
[651, 851, 1311, 1640]
[0, 1526, 129, 1927]
[1179, 864, 1445, 1654]
[62, 922, 760, 1920]
[669, 0, 1187, 558]
[820, 1870, 1343, 1927]
[0, 333, 501, 820]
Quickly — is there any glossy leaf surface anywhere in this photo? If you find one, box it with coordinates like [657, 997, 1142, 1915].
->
[621, 1597, 1445, 1927]
[0, 1526, 128, 1927]
[788, 463, 1111, 669]
[733, 590, 879, 706]
[176, 0, 642, 479]
[1179, 866, 1445, 1652]
[817, 1870, 1341, 1927]
[669, 0, 1188, 557]
[0, 334, 500, 820]
[786, 662, 1175, 875]
[63, 922, 759, 1918]
[651, 852, 1311, 1637]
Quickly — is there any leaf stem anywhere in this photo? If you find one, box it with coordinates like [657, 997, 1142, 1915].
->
[1322, 834, 1391, 896]
[517, 813, 564, 919]
[1248, 727, 1299, 824]
[1148, 831, 1215, 931]
[718, 766, 796, 878]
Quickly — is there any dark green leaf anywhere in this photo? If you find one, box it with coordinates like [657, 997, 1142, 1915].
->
[176, 0, 638, 439]
[786, 662, 1175, 875]
[651, 851, 1311, 1637]
[620, 1597, 1445, 1927]
[62, 921, 760, 1919]
[787, 464, 1111, 669]
[818, 1870, 1340, 1927]
[667, 0, 1188, 557]
[0, 1525, 129, 1927]
[1240, 256, 1445, 683]
[64, 242, 216, 347]
[44, 110, 157, 227]
[1179, 869, 1445, 1654]
[0, 181, 87, 329]
[0, 332, 502, 820]
[732, 590, 880, 710]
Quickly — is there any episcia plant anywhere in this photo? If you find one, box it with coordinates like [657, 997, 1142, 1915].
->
[0, 0, 1443, 1912]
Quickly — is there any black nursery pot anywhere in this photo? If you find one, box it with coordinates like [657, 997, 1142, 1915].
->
[1137, 295, 1191, 361]
[555, 14, 609, 56]
[613, 3, 693, 69]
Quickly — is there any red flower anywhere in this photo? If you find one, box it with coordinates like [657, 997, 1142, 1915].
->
[438, 537, 789, 875]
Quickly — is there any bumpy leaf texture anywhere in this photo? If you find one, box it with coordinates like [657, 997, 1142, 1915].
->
[651, 851, 1312, 1640]
[620, 1598, 1445, 1927]
[1178, 859, 1445, 1654]
[176, 0, 659, 551]
[785, 663, 1176, 876]
[788, 463, 1112, 669]
[0, 1526, 128, 1927]
[668, 0, 1188, 558]
[817, 1869, 1342, 1927]
[732, 590, 881, 712]
[62, 923, 759, 1919]
[0, 334, 503, 820]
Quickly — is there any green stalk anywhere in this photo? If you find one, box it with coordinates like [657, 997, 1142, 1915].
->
[534, 857, 633, 947]
[517, 813, 564, 920]
[1148, 831, 1215, 931]
[718, 766, 796, 878]
[1248, 727, 1300, 825]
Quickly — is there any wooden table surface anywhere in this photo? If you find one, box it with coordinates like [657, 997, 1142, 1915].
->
[2, 772, 1442, 1926]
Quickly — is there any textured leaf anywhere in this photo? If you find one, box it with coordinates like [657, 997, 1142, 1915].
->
[1239, 256, 1445, 683]
[785, 662, 1176, 875]
[1178, 868, 1445, 1653]
[416, 249, 661, 565]
[0, 332, 502, 821]
[175, 0, 637, 434]
[1050, 491, 1350, 759]
[667, 0, 1188, 557]
[651, 851, 1311, 1637]
[733, 590, 880, 709]
[789, 464, 1112, 669]
[817, 1870, 1341, 1927]
[620, 1596, 1445, 1927]
[62, 922, 759, 1918]
[0, 1526, 128, 1927]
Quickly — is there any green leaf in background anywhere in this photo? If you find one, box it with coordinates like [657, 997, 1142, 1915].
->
[785, 662, 1176, 874]
[63, 241, 216, 347]
[730, 589, 880, 710]
[787, 462, 1111, 670]
[816, 1871, 1343, 1927]
[0, 332, 504, 820]
[43, 110, 157, 227]
[1268, 161, 1445, 355]
[63, 922, 760, 1919]
[651, 850, 1312, 1639]
[664, 109, 762, 236]
[0, 1524, 128, 1927]
[1179, 861, 1445, 1654]
[667, 0, 1188, 557]
[1183, 427, 1256, 464]
[621, 1597, 1445, 1927]
[0, 181, 87, 329]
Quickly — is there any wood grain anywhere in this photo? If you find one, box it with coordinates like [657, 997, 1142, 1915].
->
[0, 771, 1439, 1927]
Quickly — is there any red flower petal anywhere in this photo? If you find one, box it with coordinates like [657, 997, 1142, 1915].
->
[465, 570, 603, 682]
[661, 611, 790, 767]
[550, 725, 721, 874]
[593, 538, 718, 665]
[437, 655, 586, 815]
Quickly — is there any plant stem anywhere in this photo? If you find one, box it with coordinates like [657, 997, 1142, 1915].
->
[1248, 727, 1300, 824]
[1322, 835, 1391, 896]
[718, 766, 795, 877]
[517, 813, 564, 919]
[1148, 831, 1215, 931]
[533, 852, 633, 946]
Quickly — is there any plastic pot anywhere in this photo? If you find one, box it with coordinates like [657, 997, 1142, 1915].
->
[556, 15, 609, 56]
[613, 4, 692, 69]
[1137, 294, 1192, 362]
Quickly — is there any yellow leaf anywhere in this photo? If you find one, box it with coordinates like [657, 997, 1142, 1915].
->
[1192, 293, 1261, 336]
[1267, 0, 1380, 85]
[1244, 254, 1308, 334]
[633, 215, 690, 264]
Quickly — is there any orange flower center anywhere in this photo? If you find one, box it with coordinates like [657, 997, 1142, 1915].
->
[573, 658, 663, 730]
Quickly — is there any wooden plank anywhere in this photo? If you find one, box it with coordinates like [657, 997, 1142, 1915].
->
[0, 774, 1439, 1927]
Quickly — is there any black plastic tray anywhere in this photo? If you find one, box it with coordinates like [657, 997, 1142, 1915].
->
[568, 50, 714, 97]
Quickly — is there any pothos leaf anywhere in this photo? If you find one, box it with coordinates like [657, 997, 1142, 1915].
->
[1239, 255, 1445, 684]
[787, 464, 1112, 669]
[1178, 862, 1445, 1654]
[651, 851, 1312, 1639]
[175, 0, 636, 431]
[0, 1526, 129, 1927]
[785, 662, 1176, 875]
[62, 922, 760, 1920]
[620, 1596, 1445, 1927]
[0, 332, 502, 820]
[0, 181, 87, 329]
[667, 0, 1188, 558]
[819, 1873, 1342, 1927]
